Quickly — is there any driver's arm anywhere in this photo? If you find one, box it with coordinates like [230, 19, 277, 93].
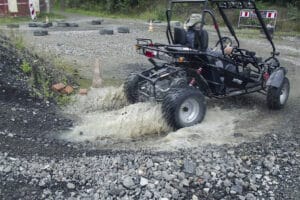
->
[224, 44, 233, 55]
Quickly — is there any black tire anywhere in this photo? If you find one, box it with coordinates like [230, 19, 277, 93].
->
[91, 20, 103, 25]
[117, 26, 130, 33]
[100, 29, 114, 35]
[33, 30, 48, 36]
[68, 23, 79, 27]
[267, 77, 290, 109]
[124, 73, 140, 104]
[28, 23, 38, 27]
[162, 87, 206, 129]
[38, 23, 50, 28]
[57, 22, 69, 27]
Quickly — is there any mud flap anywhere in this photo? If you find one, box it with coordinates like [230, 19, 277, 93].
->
[266, 68, 286, 88]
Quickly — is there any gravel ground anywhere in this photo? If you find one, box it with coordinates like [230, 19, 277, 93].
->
[0, 13, 300, 199]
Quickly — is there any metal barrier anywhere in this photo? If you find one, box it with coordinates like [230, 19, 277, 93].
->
[238, 9, 278, 30]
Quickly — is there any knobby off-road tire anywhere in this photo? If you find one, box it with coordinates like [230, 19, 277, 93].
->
[124, 73, 140, 104]
[267, 77, 290, 109]
[33, 30, 48, 36]
[162, 87, 206, 129]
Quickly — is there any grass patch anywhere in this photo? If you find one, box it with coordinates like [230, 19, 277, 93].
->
[62, 7, 166, 21]
[21, 61, 32, 74]
[0, 12, 65, 25]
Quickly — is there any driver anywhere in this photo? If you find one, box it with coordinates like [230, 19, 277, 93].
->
[185, 14, 202, 49]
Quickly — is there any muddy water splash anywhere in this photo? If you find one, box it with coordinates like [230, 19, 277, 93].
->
[63, 102, 172, 142]
[62, 87, 264, 150]
[66, 86, 128, 114]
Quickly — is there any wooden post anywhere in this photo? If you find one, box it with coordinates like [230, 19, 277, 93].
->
[92, 59, 103, 88]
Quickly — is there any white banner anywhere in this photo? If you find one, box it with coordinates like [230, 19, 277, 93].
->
[29, 0, 36, 20]
[34, 0, 40, 12]
[8, 0, 18, 13]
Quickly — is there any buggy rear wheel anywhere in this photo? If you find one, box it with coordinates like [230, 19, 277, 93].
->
[162, 87, 206, 129]
[267, 77, 290, 109]
[124, 73, 140, 104]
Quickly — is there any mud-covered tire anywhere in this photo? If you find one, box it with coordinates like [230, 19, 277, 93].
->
[267, 77, 290, 109]
[124, 73, 140, 104]
[117, 26, 130, 33]
[162, 87, 206, 129]
[33, 30, 48, 36]
[100, 29, 114, 35]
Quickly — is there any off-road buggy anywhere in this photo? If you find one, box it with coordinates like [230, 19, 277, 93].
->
[124, 0, 290, 129]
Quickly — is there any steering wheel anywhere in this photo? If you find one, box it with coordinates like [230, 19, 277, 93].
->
[215, 37, 233, 49]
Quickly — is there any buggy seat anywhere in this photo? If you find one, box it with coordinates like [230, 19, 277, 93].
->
[169, 27, 209, 52]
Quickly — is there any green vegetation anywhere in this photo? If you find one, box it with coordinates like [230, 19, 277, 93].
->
[21, 61, 32, 74]
[0, 17, 30, 25]
[59, 0, 300, 32]
[8, 30, 25, 50]
[0, 12, 65, 25]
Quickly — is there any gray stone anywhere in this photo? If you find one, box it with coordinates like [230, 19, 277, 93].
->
[140, 177, 148, 187]
[246, 193, 256, 200]
[3, 166, 12, 173]
[162, 171, 176, 181]
[224, 179, 232, 187]
[202, 172, 211, 181]
[203, 188, 210, 194]
[238, 195, 246, 200]
[183, 160, 196, 174]
[67, 182, 75, 189]
[39, 180, 46, 187]
[192, 195, 199, 200]
[146, 159, 154, 168]
[228, 172, 235, 178]
[153, 171, 162, 179]
[144, 190, 153, 199]
[181, 179, 189, 187]
[231, 184, 243, 195]
[263, 157, 275, 170]
[123, 176, 136, 189]
[255, 174, 262, 180]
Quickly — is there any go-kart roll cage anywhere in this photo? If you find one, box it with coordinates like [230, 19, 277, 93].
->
[166, 0, 278, 57]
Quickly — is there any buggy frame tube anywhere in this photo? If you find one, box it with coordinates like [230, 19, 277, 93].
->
[217, 5, 240, 47]
[252, 2, 276, 56]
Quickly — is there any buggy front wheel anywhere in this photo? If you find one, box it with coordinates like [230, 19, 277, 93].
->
[162, 87, 206, 129]
[267, 77, 290, 109]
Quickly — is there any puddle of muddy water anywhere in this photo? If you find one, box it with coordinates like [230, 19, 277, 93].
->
[61, 87, 272, 150]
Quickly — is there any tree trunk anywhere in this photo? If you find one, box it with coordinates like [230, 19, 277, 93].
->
[60, 0, 65, 11]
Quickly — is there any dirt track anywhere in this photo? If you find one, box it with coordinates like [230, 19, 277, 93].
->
[16, 13, 300, 150]
[0, 13, 299, 199]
